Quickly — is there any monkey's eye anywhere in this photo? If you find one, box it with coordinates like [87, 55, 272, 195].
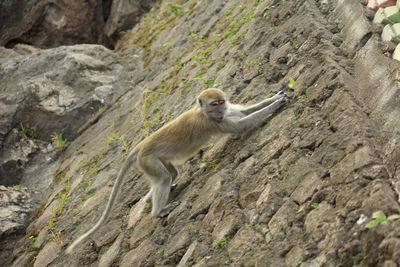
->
[210, 100, 224, 106]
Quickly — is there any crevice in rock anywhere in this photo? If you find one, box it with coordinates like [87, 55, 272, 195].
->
[355, 31, 372, 50]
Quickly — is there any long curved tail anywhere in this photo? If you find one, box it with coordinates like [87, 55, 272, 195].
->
[66, 150, 138, 254]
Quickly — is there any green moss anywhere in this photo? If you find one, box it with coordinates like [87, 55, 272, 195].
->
[209, 159, 220, 168]
[242, 59, 262, 68]
[168, 3, 184, 17]
[214, 236, 230, 247]
[194, 76, 219, 88]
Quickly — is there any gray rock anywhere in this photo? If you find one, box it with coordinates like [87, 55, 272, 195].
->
[98, 233, 124, 267]
[0, 186, 32, 237]
[105, 0, 157, 39]
[120, 238, 157, 267]
[0, 0, 109, 48]
[33, 241, 61, 267]
[10, 252, 35, 267]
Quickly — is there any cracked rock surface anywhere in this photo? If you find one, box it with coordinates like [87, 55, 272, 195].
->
[0, 0, 400, 266]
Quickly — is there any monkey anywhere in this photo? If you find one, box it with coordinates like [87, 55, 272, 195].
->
[66, 88, 289, 254]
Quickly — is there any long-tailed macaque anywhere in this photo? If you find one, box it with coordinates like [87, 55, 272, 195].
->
[66, 88, 289, 253]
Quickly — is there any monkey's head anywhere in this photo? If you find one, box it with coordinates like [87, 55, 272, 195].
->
[197, 88, 226, 122]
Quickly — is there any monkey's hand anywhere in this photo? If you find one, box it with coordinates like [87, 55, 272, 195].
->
[276, 91, 290, 104]
[277, 91, 290, 99]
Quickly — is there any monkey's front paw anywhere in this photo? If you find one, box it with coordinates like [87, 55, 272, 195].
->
[277, 94, 290, 106]
[275, 91, 290, 100]
[282, 94, 290, 103]
[277, 90, 286, 96]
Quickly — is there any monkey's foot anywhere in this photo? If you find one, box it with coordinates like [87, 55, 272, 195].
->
[158, 201, 180, 218]
[144, 190, 152, 203]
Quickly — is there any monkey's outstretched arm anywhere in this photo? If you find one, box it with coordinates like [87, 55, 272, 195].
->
[66, 150, 138, 254]
[240, 91, 287, 115]
[221, 96, 288, 134]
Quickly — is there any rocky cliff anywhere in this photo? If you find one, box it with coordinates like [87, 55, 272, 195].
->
[1, 0, 400, 266]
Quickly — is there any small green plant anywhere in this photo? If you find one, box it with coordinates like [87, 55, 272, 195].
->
[224, 6, 235, 17]
[28, 230, 40, 246]
[20, 123, 39, 140]
[52, 130, 67, 149]
[51, 206, 57, 217]
[13, 184, 22, 190]
[98, 105, 104, 113]
[86, 176, 93, 189]
[246, 225, 254, 230]
[196, 256, 203, 263]
[169, 3, 184, 17]
[209, 159, 220, 168]
[311, 203, 319, 209]
[20, 123, 28, 138]
[214, 236, 230, 248]
[106, 134, 114, 144]
[263, 6, 275, 17]
[65, 179, 70, 193]
[288, 77, 296, 91]
[365, 211, 400, 229]
[58, 193, 69, 213]
[194, 76, 219, 87]
[146, 203, 152, 209]
[78, 199, 83, 210]
[28, 230, 40, 240]
[49, 229, 62, 243]
[122, 139, 129, 153]
[191, 46, 215, 66]
[189, 32, 206, 40]
[48, 219, 55, 230]
[242, 59, 261, 68]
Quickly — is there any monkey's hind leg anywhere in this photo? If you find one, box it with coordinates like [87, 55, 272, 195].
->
[140, 157, 180, 217]
[144, 183, 177, 204]
[150, 176, 180, 217]
[144, 189, 152, 203]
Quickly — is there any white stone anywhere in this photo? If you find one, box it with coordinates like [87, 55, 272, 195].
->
[392, 43, 400, 61]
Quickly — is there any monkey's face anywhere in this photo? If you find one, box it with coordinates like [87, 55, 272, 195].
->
[206, 99, 226, 122]
[198, 89, 227, 122]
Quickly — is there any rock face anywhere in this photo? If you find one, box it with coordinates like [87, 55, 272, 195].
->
[0, 0, 108, 48]
[1, 0, 400, 266]
[0, 43, 143, 186]
[0, 186, 33, 237]
[105, 0, 157, 39]
[0, 0, 155, 48]
[0, 186, 33, 266]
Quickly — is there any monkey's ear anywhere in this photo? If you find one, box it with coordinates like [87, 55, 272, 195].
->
[197, 98, 202, 107]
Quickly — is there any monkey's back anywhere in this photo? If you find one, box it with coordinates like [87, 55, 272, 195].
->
[136, 107, 218, 162]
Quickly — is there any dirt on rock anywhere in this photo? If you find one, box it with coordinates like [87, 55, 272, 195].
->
[1, 0, 400, 266]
